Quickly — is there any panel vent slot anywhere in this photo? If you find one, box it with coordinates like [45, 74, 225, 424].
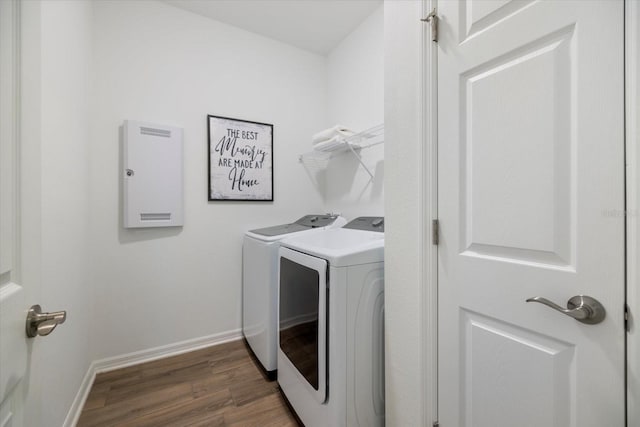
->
[140, 213, 171, 221]
[140, 126, 171, 138]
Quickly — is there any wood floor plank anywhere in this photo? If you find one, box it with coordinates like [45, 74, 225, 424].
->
[93, 365, 141, 386]
[105, 361, 213, 405]
[193, 355, 265, 397]
[224, 393, 298, 427]
[118, 388, 232, 427]
[77, 339, 300, 426]
[81, 393, 107, 412]
[229, 375, 279, 407]
[78, 383, 194, 426]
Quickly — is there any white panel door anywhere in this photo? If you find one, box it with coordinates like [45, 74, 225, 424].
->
[437, 1, 625, 426]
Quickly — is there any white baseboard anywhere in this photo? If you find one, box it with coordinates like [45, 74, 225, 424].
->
[62, 360, 96, 427]
[91, 328, 243, 374]
[62, 328, 243, 427]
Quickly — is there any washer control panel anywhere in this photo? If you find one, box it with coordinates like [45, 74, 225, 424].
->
[295, 214, 340, 228]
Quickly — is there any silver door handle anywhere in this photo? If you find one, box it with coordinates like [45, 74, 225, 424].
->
[526, 295, 606, 325]
[26, 304, 67, 338]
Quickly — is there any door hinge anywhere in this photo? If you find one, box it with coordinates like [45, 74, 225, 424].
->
[433, 422, 440, 427]
[432, 219, 439, 245]
[625, 304, 631, 332]
[421, 8, 439, 42]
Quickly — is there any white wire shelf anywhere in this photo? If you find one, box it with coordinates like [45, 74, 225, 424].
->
[298, 124, 384, 178]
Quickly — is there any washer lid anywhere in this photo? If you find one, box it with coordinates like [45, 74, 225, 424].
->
[246, 214, 342, 240]
[343, 216, 384, 232]
[281, 227, 384, 267]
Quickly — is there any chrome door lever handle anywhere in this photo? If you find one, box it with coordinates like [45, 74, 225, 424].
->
[26, 304, 67, 338]
[526, 295, 606, 325]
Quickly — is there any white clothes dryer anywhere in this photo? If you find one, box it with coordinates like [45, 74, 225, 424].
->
[278, 217, 385, 427]
[242, 214, 346, 378]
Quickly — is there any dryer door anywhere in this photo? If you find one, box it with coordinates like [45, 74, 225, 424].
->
[278, 247, 327, 403]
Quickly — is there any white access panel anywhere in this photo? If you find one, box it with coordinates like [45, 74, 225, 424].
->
[123, 120, 183, 228]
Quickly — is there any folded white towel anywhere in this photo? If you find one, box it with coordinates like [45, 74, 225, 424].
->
[313, 135, 348, 152]
[312, 125, 354, 145]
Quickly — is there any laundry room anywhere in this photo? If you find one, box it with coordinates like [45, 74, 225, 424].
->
[1, 0, 387, 425]
[89, 0, 384, 365]
[4, 0, 635, 426]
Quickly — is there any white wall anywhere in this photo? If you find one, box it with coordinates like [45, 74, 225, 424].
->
[89, 0, 327, 360]
[384, 0, 431, 426]
[20, 1, 94, 426]
[322, 5, 384, 219]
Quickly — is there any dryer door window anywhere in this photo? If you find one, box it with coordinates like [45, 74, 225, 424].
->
[278, 248, 327, 403]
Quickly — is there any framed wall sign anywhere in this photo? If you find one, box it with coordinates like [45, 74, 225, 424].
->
[207, 115, 274, 201]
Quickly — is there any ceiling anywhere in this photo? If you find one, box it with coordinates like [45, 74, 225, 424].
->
[162, 0, 382, 55]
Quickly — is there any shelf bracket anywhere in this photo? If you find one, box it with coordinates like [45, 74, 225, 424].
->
[346, 143, 374, 179]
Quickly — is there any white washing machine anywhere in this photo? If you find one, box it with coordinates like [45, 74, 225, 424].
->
[242, 214, 346, 378]
[278, 217, 385, 427]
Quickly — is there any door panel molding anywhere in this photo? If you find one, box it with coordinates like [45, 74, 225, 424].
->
[0, 0, 20, 280]
[459, 25, 576, 269]
[460, 308, 575, 426]
[459, 0, 536, 43]
[0, 283, 26, 404]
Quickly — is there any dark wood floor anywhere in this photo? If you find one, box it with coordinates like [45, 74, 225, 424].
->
[77, 339, 299, 426]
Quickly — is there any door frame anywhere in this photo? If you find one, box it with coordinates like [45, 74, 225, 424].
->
[0, 0, 24, 425]
[421, 0, 438, 425]
[421, 0, 637, 425]
[625, 0, 640, 424]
